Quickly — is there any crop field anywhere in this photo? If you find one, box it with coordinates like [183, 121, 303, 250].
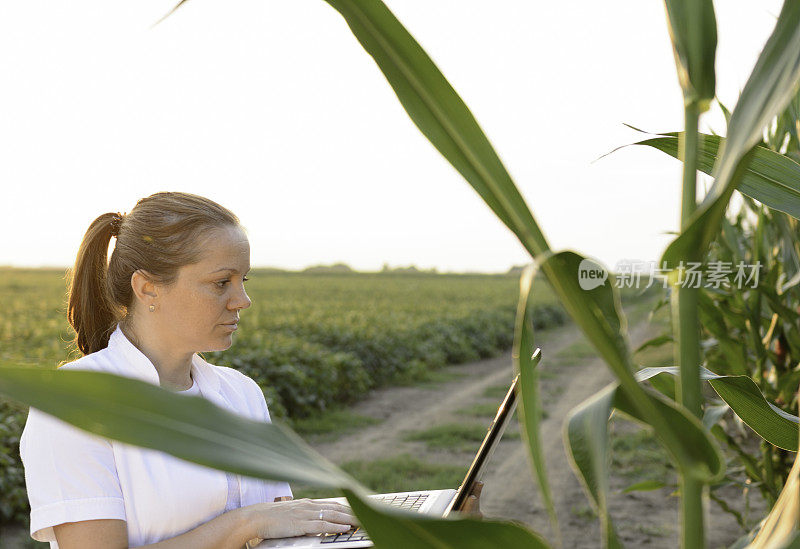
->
[0, 266, 567, 528]
[0, 267, 567, 416]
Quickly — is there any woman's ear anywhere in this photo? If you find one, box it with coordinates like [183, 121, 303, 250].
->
[130, 269, 158, 304]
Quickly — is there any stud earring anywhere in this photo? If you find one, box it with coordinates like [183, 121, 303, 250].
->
[149, 304, 155, 312]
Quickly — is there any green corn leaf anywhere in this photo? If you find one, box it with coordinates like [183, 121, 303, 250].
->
[343, 489, 551, 549]
[0, 366, 360, 490]
[633, 333, 673, 355]
[709, 376, 799, 451]
[659, 0, 800, 269]
[634, 132, 800, 220]
[646, 369, 677, 401]
[636, 366, 799, 450]
[565, 372, 722, 549]
[662, 0, 717, 110]
[539, 251, 724, 484]
[322, 0, 550, 260]
[608, 381, 723, 475]
[0, 365, 553, 545]
[620, 480, 667, 494]
[513, 265, 559, 544]
[563, 384, 623, 549]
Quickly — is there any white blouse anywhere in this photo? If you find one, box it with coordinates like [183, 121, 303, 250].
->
[19, 324, 293, 548]
[175, 379, 241, 513]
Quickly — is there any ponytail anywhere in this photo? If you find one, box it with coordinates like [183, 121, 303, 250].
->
[67, 212, 124, 356]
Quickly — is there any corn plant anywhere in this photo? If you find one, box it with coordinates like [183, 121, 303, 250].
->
[632, 83, 800, 526]
[3, 1, 800, 547]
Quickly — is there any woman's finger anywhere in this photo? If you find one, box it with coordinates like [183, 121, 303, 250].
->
[303, 521, 352, 535]
[462, 495, 475, 513]
[309, 502, 358, 518]
[317, 502, 355, 514]
[306, 509, 359, 525]
[460, 494, 482, 517]
[470, 481, 484, 498]
[316, 503, 359, 523]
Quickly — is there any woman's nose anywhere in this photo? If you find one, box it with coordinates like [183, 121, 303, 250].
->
[231, 284, 251, 310]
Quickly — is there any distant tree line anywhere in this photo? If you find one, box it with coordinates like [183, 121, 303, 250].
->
[247, 262, 528, 276]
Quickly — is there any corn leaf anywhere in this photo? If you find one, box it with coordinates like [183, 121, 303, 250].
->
[513, 265, 559, 544]
[634, 132, 800, 220]
[620, 480, 666, 494]
[662, 0, 717, 110]
[0, 366, 357, 490]
[343, 489, 551, 549]
[633, 333, 673, 355]
[563, 384, 623, 549]
[660, 0, 800, 270]
[636, 366, 799, 451]
[540, 251, 724, 483]
[0, 365, 552, 545]
[564, 371, 723, 549]
[322, 0, 550, 259]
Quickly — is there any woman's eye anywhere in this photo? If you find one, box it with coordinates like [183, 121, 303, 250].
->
[216, 280, 230, 288]
[243, 276, 249, 283]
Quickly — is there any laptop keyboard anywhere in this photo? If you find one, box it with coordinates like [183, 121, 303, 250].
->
[319, 494, 428, 544]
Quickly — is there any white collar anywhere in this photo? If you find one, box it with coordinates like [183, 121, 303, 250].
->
[107, 324, 221, 394]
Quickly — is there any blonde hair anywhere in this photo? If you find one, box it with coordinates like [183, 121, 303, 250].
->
[67, 191, 239, 355]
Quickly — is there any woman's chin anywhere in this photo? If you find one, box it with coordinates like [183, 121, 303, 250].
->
[201, 335, 234, 353]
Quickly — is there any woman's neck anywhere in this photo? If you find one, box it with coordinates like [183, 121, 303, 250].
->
[120, 320, 194, 391]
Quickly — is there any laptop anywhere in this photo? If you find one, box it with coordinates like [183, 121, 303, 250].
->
[250, 348, 541, 548]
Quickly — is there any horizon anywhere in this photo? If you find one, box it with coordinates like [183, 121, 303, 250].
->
[0, 262, 524, 276]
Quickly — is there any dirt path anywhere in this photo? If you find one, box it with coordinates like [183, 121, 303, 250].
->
[308, 306, 758, 549]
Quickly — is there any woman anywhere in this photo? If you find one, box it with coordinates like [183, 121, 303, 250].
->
[19, 192, 360, 548]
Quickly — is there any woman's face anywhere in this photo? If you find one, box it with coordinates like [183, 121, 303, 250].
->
[151, 224, 251, 354]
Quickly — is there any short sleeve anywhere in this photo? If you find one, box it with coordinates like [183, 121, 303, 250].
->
[19, 406, 127, 544]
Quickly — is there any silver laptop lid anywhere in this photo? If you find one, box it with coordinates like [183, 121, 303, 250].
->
[443, 347, 541, 516]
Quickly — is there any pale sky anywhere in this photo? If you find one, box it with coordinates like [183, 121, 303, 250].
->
[0, 1, 784, 273]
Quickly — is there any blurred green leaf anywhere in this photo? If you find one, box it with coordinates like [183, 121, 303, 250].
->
[702, 403, 730, 431]
[620, 479, 667, 494]
[0, 365, 552, 545]
[344, 489, 551, 549]
[0, 366, 359, 490]
[633, 333, 673, 354]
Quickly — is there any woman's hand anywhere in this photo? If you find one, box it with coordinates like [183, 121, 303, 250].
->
[459, 481, 483, 519]
[242, 498, 359, 540]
